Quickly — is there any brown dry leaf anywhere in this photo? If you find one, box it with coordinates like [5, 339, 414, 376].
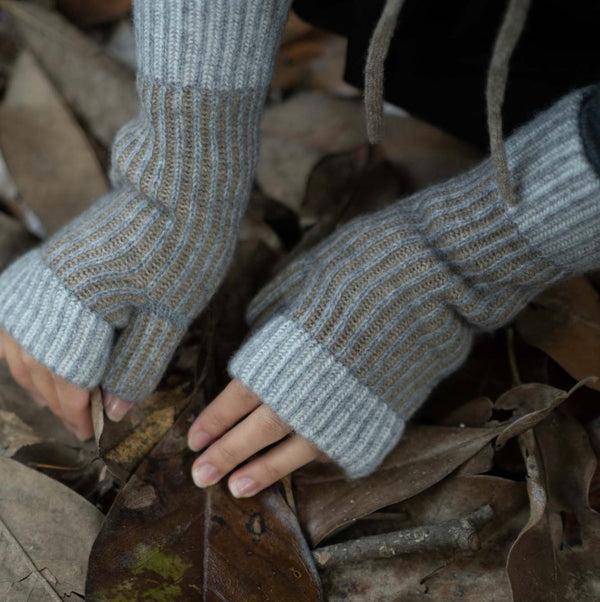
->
[506, 412, 600, 601]
[86, 402, 323, 601]
[0, 455, 103, 600]
[517, 277, 600, 392]
[0, 409, 40, 456]
[294, 424, 503, 546]
[93, 386, 192, 483]
[494, 381, 592, 449]
[0, 50, 108, 234]
[0, 211, 36, 271]
[322, 475, 527, 601]
[1, 0, 137, 147]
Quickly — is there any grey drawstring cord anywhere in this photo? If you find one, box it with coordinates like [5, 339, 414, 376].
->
[364, 0, 407, 144]
[486, 0, 532, 206]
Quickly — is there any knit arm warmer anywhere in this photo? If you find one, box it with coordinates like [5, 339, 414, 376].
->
[0, 0, 292, 401]
[230, 88, 600, 478]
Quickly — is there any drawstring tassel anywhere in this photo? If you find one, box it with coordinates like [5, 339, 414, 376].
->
[486, 0, 531, 206]
[364, 0, 407, 144]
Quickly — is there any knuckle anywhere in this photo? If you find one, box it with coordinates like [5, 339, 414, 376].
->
[260, 458, 284, 484]
[256, 406, 287, 436]
[21, 352, 38, 369]
[213, 443, 240, 468]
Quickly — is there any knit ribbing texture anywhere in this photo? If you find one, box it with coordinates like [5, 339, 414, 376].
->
[230, 88, 600, 478]
[0, 0, 292, 400]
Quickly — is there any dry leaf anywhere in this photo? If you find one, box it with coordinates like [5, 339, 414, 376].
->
[1, 0, 137, 147]
[0, 409, 40, 456]
[517, 277, 600, 392]
[506, 412, 600, 601]
[0, 50, 108, 234]
[294, 424, 503, 546]
[86, 402, 323, 601]
[0, 455, 103, 600]
[0, 211, 36, 271]
[323, 475, 527, 601]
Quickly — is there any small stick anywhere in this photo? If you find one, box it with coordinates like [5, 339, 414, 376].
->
[312, 504, 494, 568]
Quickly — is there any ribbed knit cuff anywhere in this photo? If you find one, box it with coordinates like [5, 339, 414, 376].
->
[510, 88, 600, 273]
[0, 250, 113, 387]
[228, 314, 405, 478]
[135, 0, 292, 89]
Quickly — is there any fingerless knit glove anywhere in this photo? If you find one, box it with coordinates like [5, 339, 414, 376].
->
[0, 0, 292, 401]
[230, 88, 600, 478]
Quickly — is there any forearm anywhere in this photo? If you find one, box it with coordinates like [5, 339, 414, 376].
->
[231, 86, 600, 477]
[0, 0, 293, 399]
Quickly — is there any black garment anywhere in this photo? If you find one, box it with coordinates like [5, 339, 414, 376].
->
[293, 0, 600, 151]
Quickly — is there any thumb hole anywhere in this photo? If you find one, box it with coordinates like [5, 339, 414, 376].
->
[101, 311, 186, 404]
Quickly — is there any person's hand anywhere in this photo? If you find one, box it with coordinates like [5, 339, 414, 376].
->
[0, 328, 133, 437]
[187, 380, 323, 497]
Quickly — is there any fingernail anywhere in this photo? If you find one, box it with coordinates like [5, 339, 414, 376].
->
[229, 477, 257, 498]
[192, 464, 220, 487]
[104, 393, 133, 422]
[188, 429, 211, 452]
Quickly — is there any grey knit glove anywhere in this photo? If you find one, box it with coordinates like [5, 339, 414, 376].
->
[230, 88, 600, 478]
[0, 0, 292, 402]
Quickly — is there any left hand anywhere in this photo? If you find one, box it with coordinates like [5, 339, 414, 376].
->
[187, 380, 323, 497]
[0, 328, 133, 438]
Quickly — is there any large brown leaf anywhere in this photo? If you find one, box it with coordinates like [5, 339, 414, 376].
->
[517, 277, 600, 392]
[86, 401, 323, 601]
[0, 456, 103, 600]
[294, 424, 503, 546]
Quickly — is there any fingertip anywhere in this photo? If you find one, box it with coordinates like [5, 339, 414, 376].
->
[187, 428, 211, 452]
[103, 392, 134, 422]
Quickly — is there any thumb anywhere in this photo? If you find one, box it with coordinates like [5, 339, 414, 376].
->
[101, 311, 187, 404]
[103, 391, 134, 422]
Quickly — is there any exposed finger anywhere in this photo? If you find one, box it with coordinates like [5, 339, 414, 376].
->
[191, 404, 291, 488]
[3, 335, 38, 401]
[228, 434, 321, 498]
[54, 375, 92, 440]
[21, 351, 62, 418]
[103, 392, 134, 422]
[187, 379, 261, 452]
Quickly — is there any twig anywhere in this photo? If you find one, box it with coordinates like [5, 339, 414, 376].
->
[312, 504, 494, 568]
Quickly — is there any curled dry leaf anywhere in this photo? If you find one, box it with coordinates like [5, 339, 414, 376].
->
[86, 401, 323, 601]
[517, 277, 600, 392]
[506, 411, 600, 601]
[294, 424, 503, 546]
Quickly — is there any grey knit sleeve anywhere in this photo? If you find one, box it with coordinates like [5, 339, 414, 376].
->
[230, 87, 600, 478]
[0, 0, 292, 401]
